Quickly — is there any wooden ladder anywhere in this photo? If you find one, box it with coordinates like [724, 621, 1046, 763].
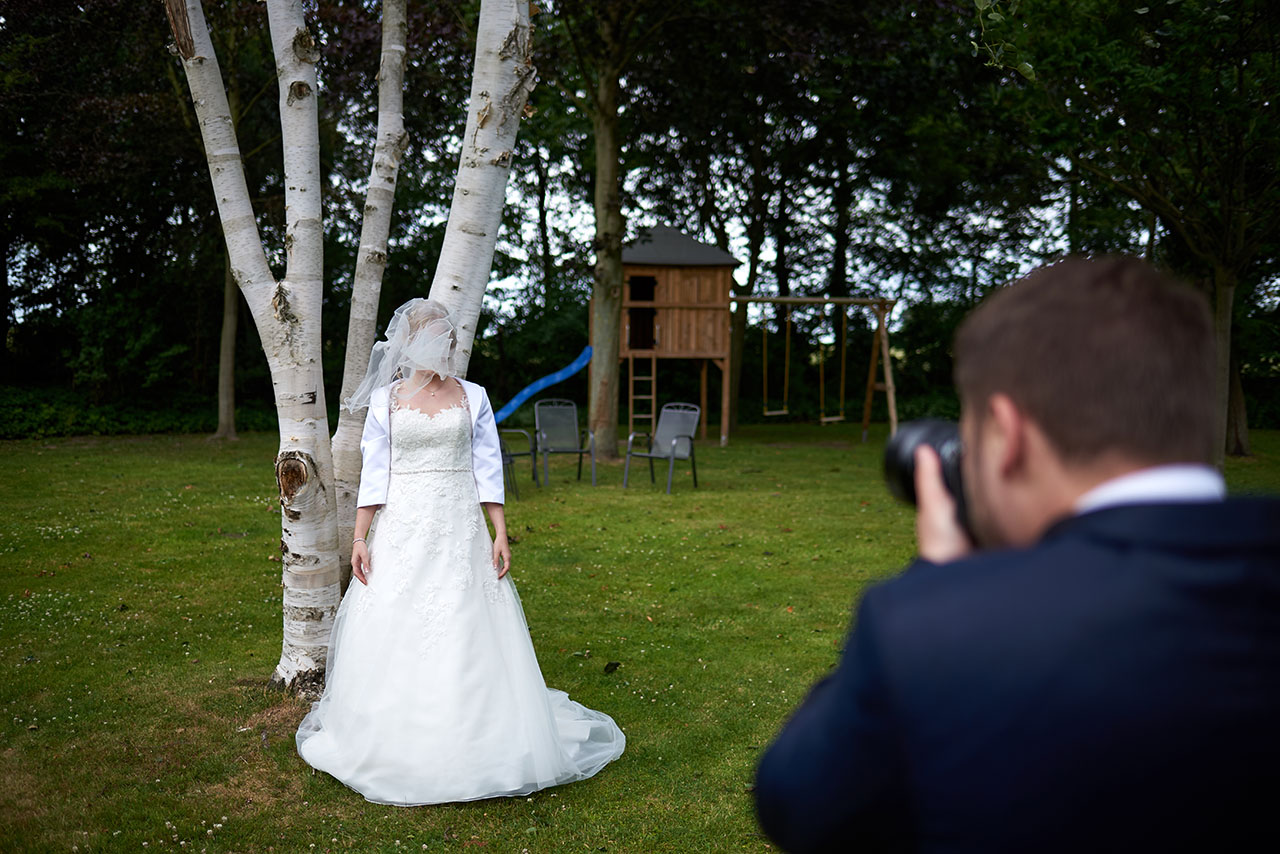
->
[628, 353, 658, 437]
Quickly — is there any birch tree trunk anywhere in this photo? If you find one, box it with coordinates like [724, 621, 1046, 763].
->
[428, 0, 536, 374]
[167, 0, 339, 691]
[211, 48, 245, 443]
[332, 0, 410, 592]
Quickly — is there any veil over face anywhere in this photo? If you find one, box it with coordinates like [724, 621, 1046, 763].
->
[343, 298, 458, 412]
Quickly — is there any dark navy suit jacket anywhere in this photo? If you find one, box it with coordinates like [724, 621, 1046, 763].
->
[755, 499, 1280, 853]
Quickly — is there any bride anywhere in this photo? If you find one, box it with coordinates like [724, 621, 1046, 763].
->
[296, 298, 625, 806]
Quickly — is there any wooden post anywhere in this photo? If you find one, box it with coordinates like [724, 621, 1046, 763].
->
[839, 309, 847, 417]
[718, 358, 730, 446]
[819, 338, 826, 420]
[700, 359, 708, 440]
[861, 318, 881, 443]
[879, 304, 898, 435]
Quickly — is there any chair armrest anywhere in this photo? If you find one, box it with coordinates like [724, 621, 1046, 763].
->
[587, 429, 595, 453]
[500, 428, 534, 455]
[626, 431, 650, 453]
[671, 433, 695, 454]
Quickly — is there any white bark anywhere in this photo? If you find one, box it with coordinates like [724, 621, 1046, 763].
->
[169, 1, 274, 299]
[333, 0, 410, 591]
[170, 0, 338, 691]
[261, 0, 339, 690]
[428, 0, 536, 375]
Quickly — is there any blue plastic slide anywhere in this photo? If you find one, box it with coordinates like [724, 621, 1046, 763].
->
[494, 345, 593, 424]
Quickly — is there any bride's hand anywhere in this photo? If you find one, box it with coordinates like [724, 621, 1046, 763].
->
[352, 540, 372, 585]
[492, 535, 511, 579]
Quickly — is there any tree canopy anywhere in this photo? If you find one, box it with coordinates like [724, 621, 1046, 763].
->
[2, 0, 1277, 443]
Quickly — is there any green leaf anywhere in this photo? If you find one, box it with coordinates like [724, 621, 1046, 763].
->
[975, 0, 992, 11]
[1016, 61, 1036, 80]
[1136, 6, 1149, 13]
[988, 11, 1005, 23]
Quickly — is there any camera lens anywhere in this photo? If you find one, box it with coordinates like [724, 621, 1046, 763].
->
[883, 419, 970, 534]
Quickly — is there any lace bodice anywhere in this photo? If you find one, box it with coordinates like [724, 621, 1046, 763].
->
[389, 403, 473, 474]
[374, 402, 486, 600]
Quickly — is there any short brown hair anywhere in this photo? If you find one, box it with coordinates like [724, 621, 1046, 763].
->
[954, 256, 1217, 465]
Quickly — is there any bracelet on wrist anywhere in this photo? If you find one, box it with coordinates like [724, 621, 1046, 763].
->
[353, 537, 367, 545]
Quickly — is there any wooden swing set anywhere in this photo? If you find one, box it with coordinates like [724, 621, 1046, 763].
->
[740, 296, 899, 441]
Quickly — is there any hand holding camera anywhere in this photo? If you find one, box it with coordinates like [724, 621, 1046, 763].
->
[883, 419, 975, 562]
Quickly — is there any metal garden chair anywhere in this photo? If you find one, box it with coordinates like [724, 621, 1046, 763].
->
[534, 399, 596, 486]
[623, 402, 700, 494]
[498, 428, 537, 498]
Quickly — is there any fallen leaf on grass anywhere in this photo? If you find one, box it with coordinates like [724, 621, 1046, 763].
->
[603, 661, 621, 673]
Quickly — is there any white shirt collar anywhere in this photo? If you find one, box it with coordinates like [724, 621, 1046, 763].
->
[1074, 464, 1226, 515]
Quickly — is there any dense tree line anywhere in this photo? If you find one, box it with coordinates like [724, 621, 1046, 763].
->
[2, 0, 1277, 444]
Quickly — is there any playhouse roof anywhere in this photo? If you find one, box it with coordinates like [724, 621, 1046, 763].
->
[622, 226, 740, 267]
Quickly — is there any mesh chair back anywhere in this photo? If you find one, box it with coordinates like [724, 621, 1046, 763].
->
[652, 403, 700, 459]
[535, 399, 582, 451]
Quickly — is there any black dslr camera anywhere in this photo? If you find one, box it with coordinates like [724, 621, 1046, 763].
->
[882, 419, 972, 536]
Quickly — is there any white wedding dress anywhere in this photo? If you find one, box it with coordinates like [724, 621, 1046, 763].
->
[296, 400, 625, 806]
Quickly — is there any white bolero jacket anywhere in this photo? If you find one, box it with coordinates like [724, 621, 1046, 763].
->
[355, 378, 505, 508]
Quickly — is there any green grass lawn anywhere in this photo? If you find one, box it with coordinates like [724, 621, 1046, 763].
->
[2, 425, 1278, 853]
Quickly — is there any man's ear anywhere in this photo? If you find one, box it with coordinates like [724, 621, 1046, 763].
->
[987, 393, 1028, 478]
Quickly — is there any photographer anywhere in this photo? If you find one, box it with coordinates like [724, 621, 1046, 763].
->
[754, 257, 1280, 853]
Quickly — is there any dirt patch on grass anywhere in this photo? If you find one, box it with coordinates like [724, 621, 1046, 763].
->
[205, 756, 306, 811]
[205, 695, 311, 811]
[0, 747, 49, 834]
[242, 694, 310, 733]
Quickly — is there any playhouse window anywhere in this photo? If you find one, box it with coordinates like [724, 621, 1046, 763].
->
[628, 276, 657, 350]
